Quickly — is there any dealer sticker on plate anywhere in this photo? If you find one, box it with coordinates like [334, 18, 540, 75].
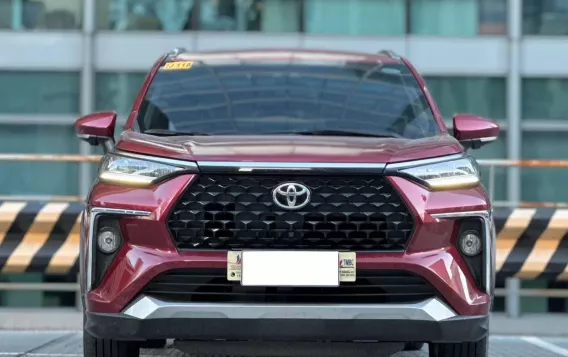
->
[227, 251, 242, 281]
[338, 252, 356, 282]
[227, 251, 356, 283]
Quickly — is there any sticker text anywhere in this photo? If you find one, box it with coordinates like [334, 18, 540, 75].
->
[162, 61, 193, 71]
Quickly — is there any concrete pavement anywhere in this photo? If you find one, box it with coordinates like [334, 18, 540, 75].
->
[1, 332, 568, 357]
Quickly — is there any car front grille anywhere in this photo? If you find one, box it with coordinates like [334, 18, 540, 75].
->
[141, 269, 436, 304]
[167, 175, 414, 251]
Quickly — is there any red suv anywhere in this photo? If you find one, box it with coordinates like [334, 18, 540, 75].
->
[77, 49, 498, 357]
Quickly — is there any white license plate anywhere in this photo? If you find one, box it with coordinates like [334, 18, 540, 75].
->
[227, 251, 356, 286]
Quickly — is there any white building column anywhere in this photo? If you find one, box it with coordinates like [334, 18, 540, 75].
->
[506, 0, 522, 205]
[79, 0, 97, 198]
[505, 0, 522, 318]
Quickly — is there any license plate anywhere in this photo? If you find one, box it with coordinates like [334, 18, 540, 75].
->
[227, 251, 356, 286]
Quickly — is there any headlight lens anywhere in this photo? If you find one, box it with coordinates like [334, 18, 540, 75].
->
[99, 154, 183, 186]
[399, 157, 480, 190]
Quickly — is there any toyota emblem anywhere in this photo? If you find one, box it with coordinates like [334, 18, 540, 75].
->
[272, 183, 311, 210]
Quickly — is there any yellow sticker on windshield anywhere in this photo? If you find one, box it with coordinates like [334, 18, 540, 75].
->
[163, 61, 193, 71]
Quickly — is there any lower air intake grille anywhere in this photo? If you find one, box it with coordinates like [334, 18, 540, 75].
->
[141, 269, 437, 304]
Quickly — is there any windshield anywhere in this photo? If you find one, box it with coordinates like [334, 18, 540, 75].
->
[136, 59, 441, 139]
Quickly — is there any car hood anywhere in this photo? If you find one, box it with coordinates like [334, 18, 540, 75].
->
[115, 131, 463, 164]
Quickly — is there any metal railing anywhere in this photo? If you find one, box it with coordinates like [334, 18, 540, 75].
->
[478, 158, 568, 208]
[1, 153, 568, 317]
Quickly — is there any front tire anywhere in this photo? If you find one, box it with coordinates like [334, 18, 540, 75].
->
[404, 342, 424, 351]
[83, 329, 139, 357]
[429, 337, 488, 357]
[140, 339, 167, 349]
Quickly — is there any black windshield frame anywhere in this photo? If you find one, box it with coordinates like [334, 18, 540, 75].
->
[135, 60, 441, 139]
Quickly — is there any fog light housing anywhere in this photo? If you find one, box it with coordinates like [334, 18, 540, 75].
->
[97, 229, 121, 254]
[459, 231, 482, 257]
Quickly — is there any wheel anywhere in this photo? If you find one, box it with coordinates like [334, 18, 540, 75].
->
[429, 337, 488, 357]
[404, 342, 425, 351]
[140, 339, 167, 349]
[83, 329, 139, 357]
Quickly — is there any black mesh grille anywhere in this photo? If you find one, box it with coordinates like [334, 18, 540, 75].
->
[141, 269, 436, 304]
[168, 175, 415, 251]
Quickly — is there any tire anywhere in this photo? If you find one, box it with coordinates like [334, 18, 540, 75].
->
[83, 329, 139, 357]
[429, 337, 488, 357]
[404, 342, 425, 351]
[140, 339, 167, 349]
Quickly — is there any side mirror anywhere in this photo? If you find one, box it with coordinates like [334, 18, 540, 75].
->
[75, 111, 117, 152]
[453, 114, 499, 150]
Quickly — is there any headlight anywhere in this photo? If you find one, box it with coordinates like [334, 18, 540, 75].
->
[399, 157, 480, 191]
[99, 154, 183, 186]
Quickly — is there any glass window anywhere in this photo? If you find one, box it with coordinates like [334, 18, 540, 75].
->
[199, 0, 301, 32]
[304, 0, 405, 36]
[479, 0, 508, 34]
[522, 79, 568, 120]
[0, 72, 80, 114]
[521, 132, 568, 202]
[0, 0, 82, 30]
[95, 73, 146, 115]
[523, 0, 568, 35]
[97, 0, 193, 31]
[97, 0, 301, 32]
[0, 125, 79, 197]
[469, 132, 507, 202]
[138, 60, 441, 139]
[410, 0, 507, 36]
[424, 77, 507, 119]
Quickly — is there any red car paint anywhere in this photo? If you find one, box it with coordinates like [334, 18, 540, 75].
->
[75, 111, 117, 138]
[453, 114, 500, 141]
[78, 49, 499, 323]
[115, 132, 464, 164]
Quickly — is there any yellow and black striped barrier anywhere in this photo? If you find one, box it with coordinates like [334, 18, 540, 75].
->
[495, 208, 568, 282]
[0, 202, 82, 275]
[1, 203, 568, 281]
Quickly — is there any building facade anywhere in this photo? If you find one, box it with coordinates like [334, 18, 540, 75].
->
[0, 0, 567, 310]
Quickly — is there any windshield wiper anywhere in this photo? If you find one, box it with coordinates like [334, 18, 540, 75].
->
[269, 129, 403, 138]
[143, 129, 210, 136]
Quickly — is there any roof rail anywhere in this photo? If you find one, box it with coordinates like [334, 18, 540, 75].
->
[378, 50, 401, 59]
[167, 47, 188, 56]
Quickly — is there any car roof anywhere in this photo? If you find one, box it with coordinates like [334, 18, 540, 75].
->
[167, 48, 404, 65]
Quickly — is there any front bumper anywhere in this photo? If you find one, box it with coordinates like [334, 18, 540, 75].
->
[84, 175, 493, 317]
[85, 296, 488, 343]
[83, 169, 495, 347]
